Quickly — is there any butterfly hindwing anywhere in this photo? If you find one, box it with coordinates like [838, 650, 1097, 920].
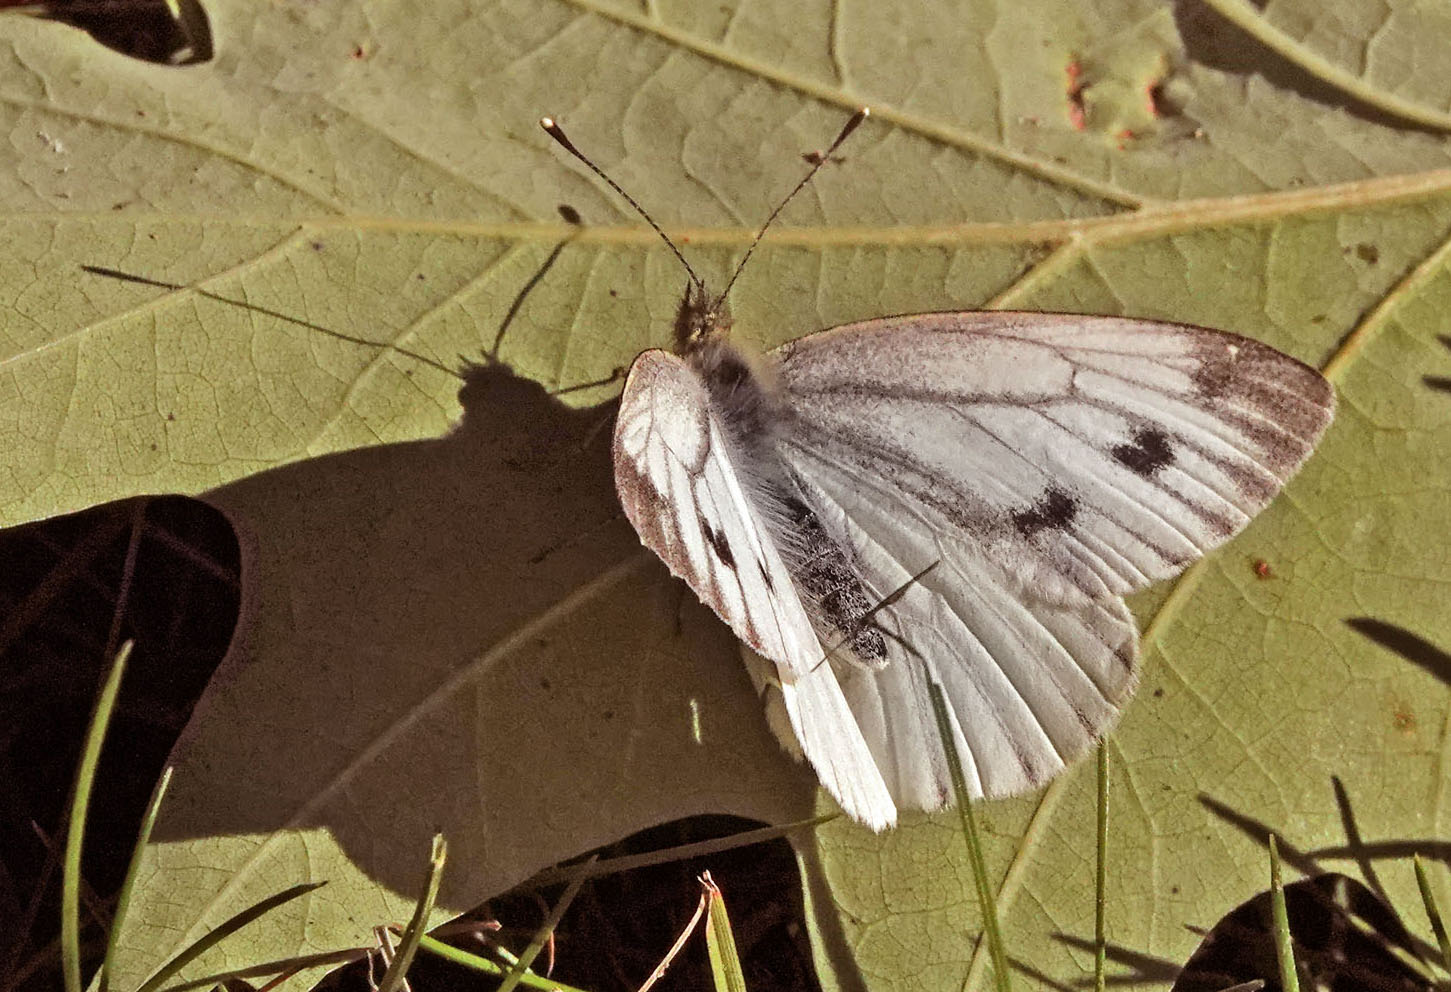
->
[788, 468, 1138, 805]
[612, 348, 898, 828]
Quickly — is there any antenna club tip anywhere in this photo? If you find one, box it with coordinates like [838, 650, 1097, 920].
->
[858, 107, 871, 119]
[539, 116, 556, 130]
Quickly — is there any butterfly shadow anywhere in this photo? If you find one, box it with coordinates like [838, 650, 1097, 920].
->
[141, 291, 819, 925]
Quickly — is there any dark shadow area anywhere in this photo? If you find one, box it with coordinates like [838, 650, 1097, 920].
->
[151, 352, 818, 894]
[316, 815, 821, 992]
[0, 495, 241, 991]
[22, 239, 820, 988]
[1171, 0, 1444, 136]
[1009, 956, 1077, 991]
[29, 0, 212, 65]
[1304, 838, 1451, 872]
[1170, 873, 1430, 992]
[1203, 784, 1443, 956]
[1345, 618, 1451, 686]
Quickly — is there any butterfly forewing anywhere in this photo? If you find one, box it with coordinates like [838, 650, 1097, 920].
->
[775, 312, 1335, 606]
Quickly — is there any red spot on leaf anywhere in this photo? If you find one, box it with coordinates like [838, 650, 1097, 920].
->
[1393, 705, 1416, 733]
[1066, 57, 1086, 130]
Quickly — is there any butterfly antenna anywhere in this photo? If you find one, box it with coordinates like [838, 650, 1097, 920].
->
[540, 117, 706, 294]
[716, 107, 870, 307]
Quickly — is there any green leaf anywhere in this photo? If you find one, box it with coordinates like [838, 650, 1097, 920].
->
[3, 2, 1450, 990]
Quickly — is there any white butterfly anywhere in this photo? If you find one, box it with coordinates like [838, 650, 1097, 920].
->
[544, 112, 1335, 830]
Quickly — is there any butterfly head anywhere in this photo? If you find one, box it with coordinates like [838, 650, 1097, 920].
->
[673, 282, 733, 351]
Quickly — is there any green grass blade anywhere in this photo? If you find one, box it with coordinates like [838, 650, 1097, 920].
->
[702, 873, 747, 992]
[927, 680, 1012, 992]
[133, 881, 326, 992]
[1094, 743, 1109, 992]
[520, 815, 835, 889]
[1267, 835, 1299, 992]
[63, 640, 132, 992]
[99, 765, 172, 992]
[376, 834, 447, 992]
[415, 935, 593, 992]
[1414, 854, 1451, 974]
[496, 856, 595, 992]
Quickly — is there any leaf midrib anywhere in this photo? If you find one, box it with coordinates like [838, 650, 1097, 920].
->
[6, 160, 1449, 252]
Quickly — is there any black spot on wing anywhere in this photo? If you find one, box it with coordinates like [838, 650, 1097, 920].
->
[1012, 487, 1077, 537]
[1112, 427, 1174, 478]
[700, 517, 737, 569]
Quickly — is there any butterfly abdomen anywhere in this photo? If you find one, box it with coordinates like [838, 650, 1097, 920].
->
[779, 491, 890, 667]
